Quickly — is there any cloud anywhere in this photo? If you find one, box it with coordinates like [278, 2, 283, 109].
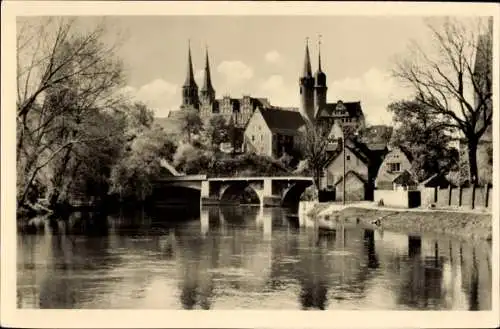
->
[265, 50, 282, 64]
[217, 60, 254, 85]
[257, 75, 298, 107]
[120, 78, 179, 117]
[328, 68, 413, 125]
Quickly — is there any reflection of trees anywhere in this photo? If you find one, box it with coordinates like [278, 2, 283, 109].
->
[396, 237, 444, 309]
[363, 229, 379, 270]
[459, 243, 491, 310]
[294, 229, 332, 310]
[37, 211, 118, 308]
[175, 219, 216, 309]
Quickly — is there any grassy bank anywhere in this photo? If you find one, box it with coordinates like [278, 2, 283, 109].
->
[310, 205, 492, 241]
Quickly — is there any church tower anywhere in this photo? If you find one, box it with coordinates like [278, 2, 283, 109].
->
[200, 46, 216, 103]
[299, 38, 315, 123]
[181, 41, 200, 110]
[314, 36, 327, 118]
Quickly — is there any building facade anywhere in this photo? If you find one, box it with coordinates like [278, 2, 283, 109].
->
[321, 143, 370, 201]
[180, 45, 271, 129]
[375, 146, 416, 190]
[179, 39, 366, 133]
[244, 107, 305, 158]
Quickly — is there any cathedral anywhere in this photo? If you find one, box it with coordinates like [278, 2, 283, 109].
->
[178, 39, 365, 131]
[179, 45, 272, 128]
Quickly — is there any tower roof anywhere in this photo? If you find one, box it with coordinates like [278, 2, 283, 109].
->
[183, 41, 197, 87]
[315, 35, 327, 86]
[201, 46, 214, 92]
[302, 38, 313, 78]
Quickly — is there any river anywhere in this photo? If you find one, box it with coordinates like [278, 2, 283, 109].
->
[17, 205, 492, 310]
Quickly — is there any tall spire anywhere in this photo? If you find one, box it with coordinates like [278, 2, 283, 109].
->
[303, 37, 312, 77]
[201, 45, 214, 92]
[184, 39, 196, 87]
[317, 34, 323, 72]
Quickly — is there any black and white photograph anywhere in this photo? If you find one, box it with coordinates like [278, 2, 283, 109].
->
[1, 1, 498, 328]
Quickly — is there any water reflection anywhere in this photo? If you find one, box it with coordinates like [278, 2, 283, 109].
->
[17, 206, 492, 310]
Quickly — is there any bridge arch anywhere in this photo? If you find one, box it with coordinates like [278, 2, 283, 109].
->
[281, 181, 314, 207]
[219, 181, 261, 205]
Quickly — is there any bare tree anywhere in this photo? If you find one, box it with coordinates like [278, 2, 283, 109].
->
[16, 17, 126, 208]
[297, 121, 337, 193]
[392, 17, 492, 184]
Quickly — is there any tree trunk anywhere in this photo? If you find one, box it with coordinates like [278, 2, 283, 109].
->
[467, 139, 479, 185]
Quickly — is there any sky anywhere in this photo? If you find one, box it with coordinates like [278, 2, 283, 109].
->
[81, 16, 434, 124]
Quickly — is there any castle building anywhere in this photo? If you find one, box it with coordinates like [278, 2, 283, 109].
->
[179, 38, 365, 141]
[180, 45, 271, 129]
[299, 39, 365, 130]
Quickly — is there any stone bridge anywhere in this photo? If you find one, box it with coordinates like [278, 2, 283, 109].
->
[154, 175, 313, 207]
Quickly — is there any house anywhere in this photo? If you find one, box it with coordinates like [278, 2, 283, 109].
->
[243, 107, 305, 158]
[375, 146, 418, 190]
[322, 121, 389, 200]
[320, 140, 371, 201]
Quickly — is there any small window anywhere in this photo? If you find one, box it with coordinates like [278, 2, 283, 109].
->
[389, 163, 401, 172]
[260, 135, 263, 141]
[252, 135, 255, 141]
[346, 155, 351, 161]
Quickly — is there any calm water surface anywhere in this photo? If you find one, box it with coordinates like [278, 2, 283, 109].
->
[17, 206, 492, 310]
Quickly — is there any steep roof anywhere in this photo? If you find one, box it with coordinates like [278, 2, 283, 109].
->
[183, 43, 197, 88]
[258, 107, 306, 133]
[393, 170, 418, 186]
[325, 140, 370, 166]
[333, 170, 368, 186]
[420, 173, 455, 188]
[396, 145, 414, 163]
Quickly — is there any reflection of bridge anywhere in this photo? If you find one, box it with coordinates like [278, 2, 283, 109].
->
[154, 175, 313, 207]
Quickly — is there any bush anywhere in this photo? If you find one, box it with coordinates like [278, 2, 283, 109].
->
[300, 185, 318, 201]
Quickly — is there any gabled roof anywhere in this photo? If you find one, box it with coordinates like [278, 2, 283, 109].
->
[258, 107, 306, 133]
[316, 101, 364, 119]
[393, 170, 418, 186]
[387, 144, 414, 163]
[325, 140, 370, 166]
[333, 170, 368, 186]
[420, 173, 456, 188]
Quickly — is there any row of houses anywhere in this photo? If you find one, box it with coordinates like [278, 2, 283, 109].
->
[240, 104, 423, 201]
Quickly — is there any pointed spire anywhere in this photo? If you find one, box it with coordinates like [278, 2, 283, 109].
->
[184, 39, 196, 87]
[201, 45, 214, 92]
[302, 37, 312, 77]
[317, 34, 323, 72]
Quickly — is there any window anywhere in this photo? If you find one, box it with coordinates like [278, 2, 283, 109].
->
[252, 135, 255, 141]
[260, 135, 263, 141]
[326, 171, 334, 186]
[346, 155, 350, 161]
[388, 162, 401, 172]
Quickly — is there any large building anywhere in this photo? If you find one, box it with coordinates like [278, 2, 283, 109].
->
[180, 45, 272, 128]
[244, 107, 305, 158]
[178, 39, 365, 132]
[298, 40, 365, 129]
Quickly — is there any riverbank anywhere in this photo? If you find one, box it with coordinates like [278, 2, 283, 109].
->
[306, 202, 492, 241]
